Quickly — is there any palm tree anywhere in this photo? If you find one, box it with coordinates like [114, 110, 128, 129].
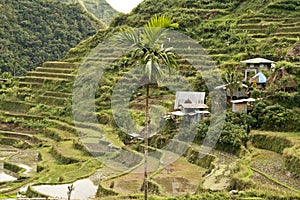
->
[224, 68, 243, 102]
[115, 15, 178, 200]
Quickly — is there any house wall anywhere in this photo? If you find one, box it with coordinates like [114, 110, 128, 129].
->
[232, 103, 247, 113]
[244, 63, 271, 80]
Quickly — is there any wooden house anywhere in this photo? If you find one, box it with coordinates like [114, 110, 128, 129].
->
[241, 57, 275, 81]
[171, 92, 209, 123]
[231, 98, 255, 113]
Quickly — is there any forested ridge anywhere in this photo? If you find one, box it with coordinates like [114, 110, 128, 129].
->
[0, 0, 105, 75]
[60, 0, 118, 25]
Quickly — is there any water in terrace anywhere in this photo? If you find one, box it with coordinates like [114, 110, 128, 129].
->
[32, 171, 101, 199]
[0, 145, 18, 182]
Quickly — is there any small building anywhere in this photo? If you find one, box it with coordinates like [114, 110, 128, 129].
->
[241, 58, 275, 81]
[171, 91, 209, 123]
[128, 133, 144, 140]
[266, 67, 297, 91]
[231, 98, 255, 113]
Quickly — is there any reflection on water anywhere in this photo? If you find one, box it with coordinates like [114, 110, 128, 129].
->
[32, 178, 98, 199]
[0, 172, 17, 182]
[0, 156, 18, 182]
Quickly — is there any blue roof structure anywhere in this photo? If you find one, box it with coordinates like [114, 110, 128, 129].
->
[252, 72, 267, 83]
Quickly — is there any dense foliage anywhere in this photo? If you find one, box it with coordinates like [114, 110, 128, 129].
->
[195, 112, 250, 151]
[0, 0, 104, 75]
[60, 0, 118, 25]
[250, 100, 300, 132]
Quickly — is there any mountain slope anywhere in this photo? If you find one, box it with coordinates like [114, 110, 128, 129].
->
[60, 0, 119, 25]
[0, 0, 105, 75]
[65, 0, 300, 67]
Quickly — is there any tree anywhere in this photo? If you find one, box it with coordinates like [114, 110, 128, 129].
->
[115, 15, 178, 200]
[223, 68, 243, 102]
[67, 184, 74, 200]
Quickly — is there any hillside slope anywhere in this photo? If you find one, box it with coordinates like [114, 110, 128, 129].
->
[65, 0, 300, 67]
[0, 0, 105, 75]
[60, 0, 118, 25]
[0, 1, 300, 198]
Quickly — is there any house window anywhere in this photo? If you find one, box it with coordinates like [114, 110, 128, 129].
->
[260, 64, 264, 68]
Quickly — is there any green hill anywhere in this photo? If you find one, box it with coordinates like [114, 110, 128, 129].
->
[0, 0, 299, 199]
[65, 0, 300, 66]
[0, 0, 105, 75]
[60, 0, 119, 25]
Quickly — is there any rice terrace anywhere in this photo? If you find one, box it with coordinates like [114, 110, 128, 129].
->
[0, 0, 299, 199]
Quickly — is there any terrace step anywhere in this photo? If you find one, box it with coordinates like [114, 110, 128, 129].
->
[274, 32, 300, 37]
[45, 127, 75, 141]
[0, 110, 44, 120]
[0, 130, 39, 147]
[52, 141, 87, 163]
[21, 76, 70, 84]
[48, 119, 76, 133]
[19, 81, 43, 89]
[27, 71, 75, 80]
[0, 100, 35, 113]
[42, 61, 78, 69]
[37, 96, 70, 106]
[43, 91, 72, 99]
[82, 139, 119, 157]
[36, 67, 75, 74]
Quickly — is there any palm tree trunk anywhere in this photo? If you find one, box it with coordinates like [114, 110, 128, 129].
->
[144, 84, 149, 200]
[230, 89, 233, 102]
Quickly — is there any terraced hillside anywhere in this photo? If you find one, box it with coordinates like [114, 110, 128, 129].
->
[0, 62, 101, 197]
[1, 0, 300, 199]
[65, 0, 300, 69]
[1, 44, 299, 199]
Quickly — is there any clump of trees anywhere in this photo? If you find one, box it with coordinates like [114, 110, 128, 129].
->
[196, 112, 250, 152]
[250, 101, 300, 132]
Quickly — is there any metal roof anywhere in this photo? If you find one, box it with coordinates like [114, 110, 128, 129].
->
[129, 133, 144, 140]
[181, 103, 208, 109]
[240, 57, 274, 64]
[195, 110, 210, 114]
[215, 83, 248, 90]
[170, 111, 186, 116]
[174, 91, 206, 110]
[231, 98, 256, 104]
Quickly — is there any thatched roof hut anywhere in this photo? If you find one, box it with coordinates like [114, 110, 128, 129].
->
[267, 67, 297, 89]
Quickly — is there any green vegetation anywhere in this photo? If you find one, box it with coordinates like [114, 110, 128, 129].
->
[0, 0, 300, 199]
[60, 0, 118, 25]
[0, 0, 105, 75]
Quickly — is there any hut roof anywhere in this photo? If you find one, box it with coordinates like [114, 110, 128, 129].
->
[181, 103, 208, 109]
[231, 98, 256, 104]
[267, 67, 297, 88]
[174, 92, 205, 110]
[241, 57, 274, 64]
[215, 83, 248, 90]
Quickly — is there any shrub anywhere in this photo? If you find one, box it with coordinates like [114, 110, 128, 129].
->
[259, 104, 300, 132]
[195, 112, 250, 151]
